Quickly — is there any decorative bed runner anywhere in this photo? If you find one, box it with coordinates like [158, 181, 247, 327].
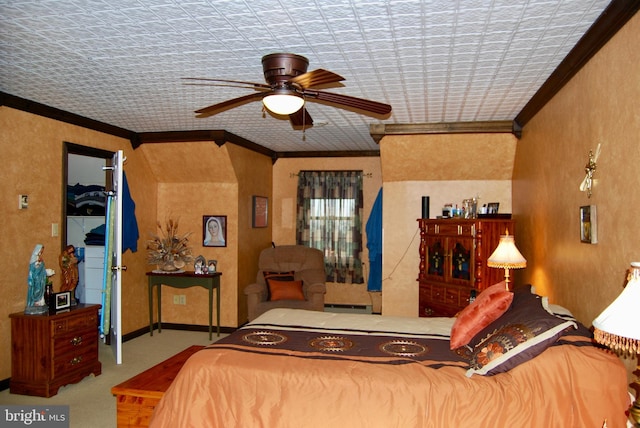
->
[206, 328, 469, 368]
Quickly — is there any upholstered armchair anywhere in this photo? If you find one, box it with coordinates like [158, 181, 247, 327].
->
[244, 245, 327, 321]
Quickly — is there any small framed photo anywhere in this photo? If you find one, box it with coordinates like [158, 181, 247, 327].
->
[54, 291, 71, 311]
[203, 216, 227, 247]
[252, 196, 268, 228]
[487, 202, 500, 214]
[207, 259, 217, 273]
[194, 255, 206, 273]
[580, 205, 598, 244]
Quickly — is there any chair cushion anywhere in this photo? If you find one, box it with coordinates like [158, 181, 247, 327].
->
[268, 279, 305, 301]
[263, 271, 295, 300]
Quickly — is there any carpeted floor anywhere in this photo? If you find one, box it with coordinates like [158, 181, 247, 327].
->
[0, 329, 226, 428]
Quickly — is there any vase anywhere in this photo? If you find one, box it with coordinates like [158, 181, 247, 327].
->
[160, 263, 179, 272]
[44, 282, 53, 306]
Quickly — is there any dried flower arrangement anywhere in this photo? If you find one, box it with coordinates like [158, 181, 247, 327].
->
[146, 218, 194, 272]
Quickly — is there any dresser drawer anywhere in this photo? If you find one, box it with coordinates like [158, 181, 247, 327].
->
[428, 222, 474, 237]
[431, 284, 450, 303]
[54, 328, 98, 356]
[84, 245, 105, 261]
[52, 342, 99, 378]
[51, 311, 99, 338]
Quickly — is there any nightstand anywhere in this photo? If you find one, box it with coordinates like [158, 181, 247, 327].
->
[10, 304, 102, 397]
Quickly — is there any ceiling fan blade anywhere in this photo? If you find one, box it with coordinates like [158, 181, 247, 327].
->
[184, 82, 271, 91]
[304, 90, 392, 115]
[289, 69, 344, 89]
[289, 107, 313, 128]
[195, 92, 265, 118]
[182, 77, 270, 90]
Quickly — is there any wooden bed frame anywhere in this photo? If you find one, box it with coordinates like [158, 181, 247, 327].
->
[111, 345, 204, 428]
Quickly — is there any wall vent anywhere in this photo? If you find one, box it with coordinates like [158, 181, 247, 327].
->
[324, 304, 372, 314]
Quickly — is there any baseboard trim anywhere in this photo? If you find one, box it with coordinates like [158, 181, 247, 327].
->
[125, 323, 236, 343]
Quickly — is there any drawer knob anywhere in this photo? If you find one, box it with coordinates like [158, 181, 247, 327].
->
[70, 356, 83, 365]
[71, 336, 83, 346]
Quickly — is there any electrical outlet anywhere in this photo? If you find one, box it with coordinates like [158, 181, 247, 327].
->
[173, 295, 186, 305]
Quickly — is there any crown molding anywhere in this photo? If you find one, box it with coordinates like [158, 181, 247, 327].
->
[369, 121, 520, 143]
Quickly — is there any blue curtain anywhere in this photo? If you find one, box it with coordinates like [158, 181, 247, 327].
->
[366, 188, 382, 291]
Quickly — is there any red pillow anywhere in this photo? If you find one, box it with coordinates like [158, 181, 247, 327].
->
[263, 271, 295, 300]
[449, 281, 513, 350]
[268, 279, 305, 301]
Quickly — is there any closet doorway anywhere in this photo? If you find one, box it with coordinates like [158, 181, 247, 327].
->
[63, 142, 113, 306]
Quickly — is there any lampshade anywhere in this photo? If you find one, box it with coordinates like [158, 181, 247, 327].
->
[262, 92, 304, 115]
[487, 233, 527, 269]
[593, 262, 640, 354]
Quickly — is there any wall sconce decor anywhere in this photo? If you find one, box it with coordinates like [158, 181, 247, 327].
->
[579, 143, 601, 198]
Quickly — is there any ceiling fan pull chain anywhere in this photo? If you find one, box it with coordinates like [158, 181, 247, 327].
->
[302, 104, 306, 142]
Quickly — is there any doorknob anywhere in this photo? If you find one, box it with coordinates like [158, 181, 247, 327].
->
[111, 266, 128, 271]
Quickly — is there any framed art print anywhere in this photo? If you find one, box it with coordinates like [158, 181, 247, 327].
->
[203, 216, 227, 247]
[252, 196, 268, 228]
[580, 205, 597, 244]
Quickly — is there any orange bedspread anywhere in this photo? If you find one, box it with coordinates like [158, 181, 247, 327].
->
[150, 310, 629, 428]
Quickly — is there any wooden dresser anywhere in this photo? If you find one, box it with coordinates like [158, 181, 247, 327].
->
[418, 218, 514, 317]
[10, 304, 102, 397]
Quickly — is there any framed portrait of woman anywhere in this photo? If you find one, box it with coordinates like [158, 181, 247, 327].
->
[203, 215, 227, 247]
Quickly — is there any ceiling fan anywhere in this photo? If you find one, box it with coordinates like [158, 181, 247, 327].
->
[184, 53, 392, 129]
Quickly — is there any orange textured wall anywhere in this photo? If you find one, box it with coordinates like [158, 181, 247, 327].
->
[272, 157, 383, 307]
[227, 144, 272, 324]
[378, 133, 517, 316]
[138, 141, 273, 326]
[0, 107, 156, 380]
[513, 12, 640, 326]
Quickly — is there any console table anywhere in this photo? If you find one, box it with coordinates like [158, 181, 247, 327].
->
[147, 271, 221, 340]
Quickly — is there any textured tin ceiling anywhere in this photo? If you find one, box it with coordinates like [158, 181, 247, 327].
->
[0, 0, 613, 152]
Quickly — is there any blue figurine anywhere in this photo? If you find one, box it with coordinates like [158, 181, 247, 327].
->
[25, 244, 48, 315]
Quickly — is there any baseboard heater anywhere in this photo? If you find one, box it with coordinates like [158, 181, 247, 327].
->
[324, 304, 372, 314]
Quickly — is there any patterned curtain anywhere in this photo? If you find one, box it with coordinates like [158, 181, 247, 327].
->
[296, 170, 364, 284]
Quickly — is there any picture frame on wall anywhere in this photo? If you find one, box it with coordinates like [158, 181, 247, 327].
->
[252, 196, 268, 228]
[203, 216, 227, 247]
[580, 205, 598, 244]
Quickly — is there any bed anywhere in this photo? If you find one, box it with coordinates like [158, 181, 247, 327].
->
[150, 286, 630, 427]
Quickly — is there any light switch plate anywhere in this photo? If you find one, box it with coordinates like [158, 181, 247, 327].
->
[18, 194, 28, 209]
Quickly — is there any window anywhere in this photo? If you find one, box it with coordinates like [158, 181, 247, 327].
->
[296, 171, 364, 283]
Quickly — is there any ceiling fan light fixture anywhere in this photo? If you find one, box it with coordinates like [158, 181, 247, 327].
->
[262, 93, 304, 115]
